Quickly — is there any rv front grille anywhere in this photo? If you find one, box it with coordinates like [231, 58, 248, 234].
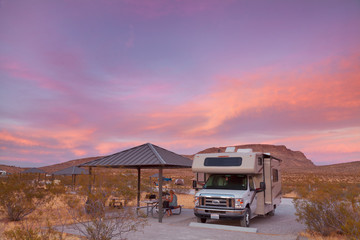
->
[199, 197, 234, 209]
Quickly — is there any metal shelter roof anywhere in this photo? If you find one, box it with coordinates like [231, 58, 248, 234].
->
[22, 168, 46, 174]
[80, 143, 192, 169]
[52, 166, 89, 176]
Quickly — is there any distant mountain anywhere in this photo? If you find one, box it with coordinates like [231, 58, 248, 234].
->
[0, 164, 23, 174]
[0, 157, 102, 175]
[294, 160, 360, 175]
[194, 144, 315, 169]
[39, 156, 102, 174]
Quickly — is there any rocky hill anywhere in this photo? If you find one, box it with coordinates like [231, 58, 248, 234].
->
[39, 156, 102, 174]
[295, 160, 360, 175]
[195, 144, 315, 169]
[0, 157, 102, 174]
[0, 164, 23, 174]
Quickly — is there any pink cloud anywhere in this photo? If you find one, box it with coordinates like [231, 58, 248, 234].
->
[186, 54, 360, 133]
[0, 130, 40, 147]
[72, 149, 87, 157]
[1, 126, 96, 153]
[0, 59, 70, 93]
[265, 127, 360, 153]
[95, 141, 144, 155]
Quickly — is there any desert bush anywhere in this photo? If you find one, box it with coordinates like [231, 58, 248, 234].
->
[3, 222, 64, 240]
[64, 185, 146, 240]
[2, 212, 66, 240]
[0, 175, 64, 221]
[59, 170, 147, 239]
[3, 226, 40, 240]
[294, 178, 360, 239]
[0, 221, 5, 239]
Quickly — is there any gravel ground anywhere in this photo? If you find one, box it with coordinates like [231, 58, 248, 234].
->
[60, 198, 306, 240]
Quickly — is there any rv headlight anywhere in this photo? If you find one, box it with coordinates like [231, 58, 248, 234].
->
[235, 198, 245, 209]
[195, 196, 199, 206]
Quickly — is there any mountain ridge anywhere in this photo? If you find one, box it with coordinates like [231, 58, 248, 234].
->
[1, 144, 358, 174]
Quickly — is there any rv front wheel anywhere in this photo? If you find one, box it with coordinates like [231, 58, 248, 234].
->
[267, 209, 275, 216]
[240, 208, 250, 227]
[197, 217, 206, 223]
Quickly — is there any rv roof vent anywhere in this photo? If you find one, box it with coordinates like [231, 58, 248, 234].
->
[236, 148, 253, 153]
[225, 146, 236, 152]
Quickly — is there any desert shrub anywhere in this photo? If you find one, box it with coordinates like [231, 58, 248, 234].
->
[3, 226, 40, 240]
[3, 219, 63, 240]
[294, 178, 360, 239]
[64, 184, 146, 240]
[0, 175, 64, 221]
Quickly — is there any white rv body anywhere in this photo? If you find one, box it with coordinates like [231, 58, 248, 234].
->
[192, 150, 281, 227]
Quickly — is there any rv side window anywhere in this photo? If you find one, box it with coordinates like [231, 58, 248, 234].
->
[272, 169, 279, 182]
[204, 157, 242, 166]
[258, 157, 263, 165]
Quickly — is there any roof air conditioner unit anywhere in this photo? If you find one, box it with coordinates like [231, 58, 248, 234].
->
[236, 148, 253, 153]
[225, 146, 236, 152]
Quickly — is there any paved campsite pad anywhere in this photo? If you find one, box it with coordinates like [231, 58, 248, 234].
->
[189, 222, 258, 233]
[60, 198, 305, 240]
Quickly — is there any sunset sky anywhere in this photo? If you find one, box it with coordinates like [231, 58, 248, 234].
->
[0, 0, 359, 167]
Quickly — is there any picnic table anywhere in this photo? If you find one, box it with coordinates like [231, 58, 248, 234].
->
[136, 199, 182, 218]
[136, 200, 158, 217]
[109, 197, 125, 208]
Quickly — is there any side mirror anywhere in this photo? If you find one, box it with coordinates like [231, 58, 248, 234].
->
[256, 182, 266, 193]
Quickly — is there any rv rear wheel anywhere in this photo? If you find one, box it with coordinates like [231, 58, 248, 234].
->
[240, 208, 250, 227]
[197, 217, 206, 223]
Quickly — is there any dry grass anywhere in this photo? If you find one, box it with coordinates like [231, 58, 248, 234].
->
[177, 193, 194, 208]
[300, 231, 348, 240]
[0, 194, 87, 239]
[281, 171, 360, 196]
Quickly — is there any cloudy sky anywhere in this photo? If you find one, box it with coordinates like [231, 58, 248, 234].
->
[0, 0, 359, 167]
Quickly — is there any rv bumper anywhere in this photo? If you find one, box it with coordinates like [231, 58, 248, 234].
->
[194, 207, 246, 219]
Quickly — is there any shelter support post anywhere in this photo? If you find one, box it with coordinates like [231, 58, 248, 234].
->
[137, 167, 141, 208]
[88, 167, 92, 195]
[158, 167, 163, 223]
[72, 174, 76, 191]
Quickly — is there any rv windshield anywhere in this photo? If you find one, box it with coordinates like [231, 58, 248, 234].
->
[204, 174, 247, 190]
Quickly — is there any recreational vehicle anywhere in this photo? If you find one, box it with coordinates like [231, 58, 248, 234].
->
[192, 148, 281, 227]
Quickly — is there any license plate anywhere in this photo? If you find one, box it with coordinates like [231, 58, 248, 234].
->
[210, 214, 219, 219]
